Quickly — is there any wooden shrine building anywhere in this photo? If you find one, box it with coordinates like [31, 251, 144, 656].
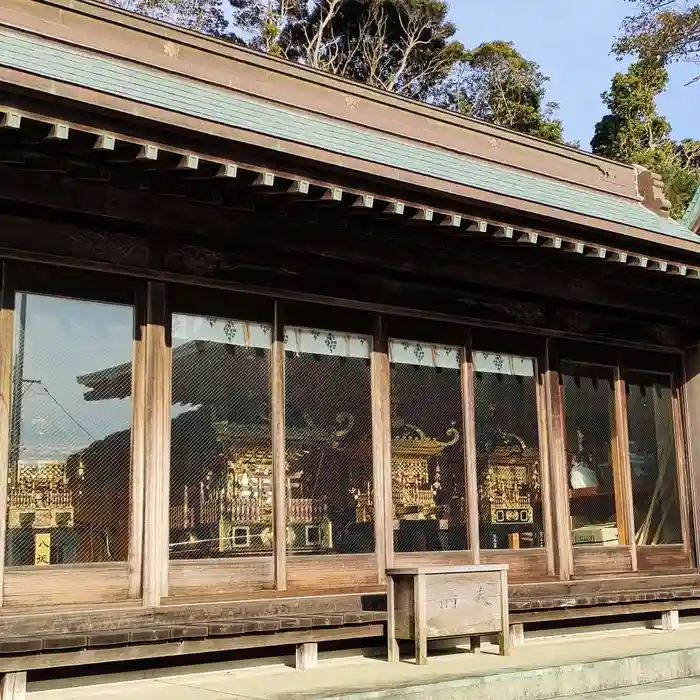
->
[2, 0, 700, 681]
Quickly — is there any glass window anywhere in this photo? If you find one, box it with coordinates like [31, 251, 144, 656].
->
[562, 363, 623, 547]
[6, 293, 133, 566]
[169, 313, 272, 563]
[474, 352, 543, 550]
[626, 373, 682, 545]
[389, 338, 466, 553]
[284, 326, 373, 555]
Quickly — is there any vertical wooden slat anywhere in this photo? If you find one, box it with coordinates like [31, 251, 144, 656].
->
[0, 264, 16, 606]
[613, 367, 635, 568]
[461, 333, 480, 563]
[127, 287, 147, 599]
[682, 347, 700, 568]
[674, 368, 693, 559]
[142, 281, 168, 607]
[544, 339, 572, 580]
[535, 357, 556, 575]
[371, 315, 389, 582]
[272, 301, 286, 591]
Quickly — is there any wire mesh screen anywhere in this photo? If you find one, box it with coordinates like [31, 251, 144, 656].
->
[389, 339, 466, 553]
[169, 313, 272, 561]
[474, 352, 543, 550]
[626, 373, 682, 546]
[5, 293, 133, 566]
[284, 326, 373, 555]
[561, 362, 622, 547]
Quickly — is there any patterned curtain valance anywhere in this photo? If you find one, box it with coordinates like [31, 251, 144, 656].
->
[172, 313, 272, 349]
[285, 326, 371, 359]
[474, 351, 535, 377]
[389, 338, 460, 369]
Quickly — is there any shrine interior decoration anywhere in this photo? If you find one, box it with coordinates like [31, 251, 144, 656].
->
[6, 459, 78, 566]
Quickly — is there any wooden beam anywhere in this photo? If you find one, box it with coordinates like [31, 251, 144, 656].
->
[323, 187, 343, 202]
[0, 264, 16, 607]
[544, 339, 572, 580]
[541, 236, 562, 249]
[216, 163, 238, 178]
[371, 315, 390, 582]
[384, 201, 405, 216]
[440, 213, 462, 227]
[137, 145, 159, 162]
[668, 264, 688, 276]
[253, 172, 275, 187]
[272, 301, 287, 591]
[288, 179, 310, 195]
[608, 251, 628, 264]
[628, 255, 649, 268]
[584, 246, 606, 259]
[412, 208, 434, 222]
[492, 225, 514, 239]
[93, 134, 116, 151]
[648, 260, 669, 273]
[461, 334, 480, 563]
[0, 113, 21, 130]
[517, 231, 538, 244]
[47, 123, 70, 141]
[177, 154, 200, 171]
[564, 240, 584, 255]
[352, 194, 374, 209]
[469, 220, 490, 234]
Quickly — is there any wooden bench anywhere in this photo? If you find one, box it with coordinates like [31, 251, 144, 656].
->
[0, 595, 387, 698]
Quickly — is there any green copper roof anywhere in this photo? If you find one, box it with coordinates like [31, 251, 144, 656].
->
[682, 186, 700, 230]
[1, 28, 698, 245]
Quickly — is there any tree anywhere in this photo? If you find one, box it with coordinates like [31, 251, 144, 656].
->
[104, 0, 227, 34]
[591, 58, 700, 219]
[228, 0, 463, 99]
[614, 1, 700, 64]
[436, 41, 568, 144]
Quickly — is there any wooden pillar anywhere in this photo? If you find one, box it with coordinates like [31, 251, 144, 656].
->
[461, 333, 480, 563]
[661, 609, 680, 631]
[536, 354, 556, 576]
[682, 345, 700, 569]
[0, 672, 26, 700]
[272, 301, 286, 591]
[141, 282, 170, 607]
[509, 622, 525, 647]
[295, 642, 318, 670]
[372, 315, 392, 576]
[612, 368, 635, 567]
[0, 264, 15, 606]
[544, 339, 572, 580]
[671, 376, 692, 556]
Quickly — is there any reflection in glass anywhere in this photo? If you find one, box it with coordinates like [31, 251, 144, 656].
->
[626, 374, 682, 545]
[562, 363, 621, 546]
[6, 293, 133, 566]
[285, 326, 373, 555]
[389, 339, 466, 553]
[168, 313, 272, 562]
[474, 352, 543, 550]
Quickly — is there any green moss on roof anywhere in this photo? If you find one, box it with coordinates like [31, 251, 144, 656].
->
[1, 29, 698, 244]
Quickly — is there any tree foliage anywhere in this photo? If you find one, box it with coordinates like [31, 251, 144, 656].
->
[437, 41, 568, 144]
[591, 57, 700, 219]
[105, 0, 227, 34]
[615, 0, 700, 63]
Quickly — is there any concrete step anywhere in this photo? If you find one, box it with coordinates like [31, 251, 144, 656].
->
[559, 677, 700, 699]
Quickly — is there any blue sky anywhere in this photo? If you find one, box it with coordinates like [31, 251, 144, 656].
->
[449, 0, 700, 149]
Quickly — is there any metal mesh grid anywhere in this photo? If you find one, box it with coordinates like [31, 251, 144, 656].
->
[389, 339, 466, 553]
[284, 326, 373, 555]
[562, 363, 621, 547]
[626, 373, 682, 546]
[169, 313, 273, 560]
[5, 293, 134, 566]
[474, 352, 543, 550]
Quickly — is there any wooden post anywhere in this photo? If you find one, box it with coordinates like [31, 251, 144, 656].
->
[509, 622, 525, 648]
[272, 301, 286, 591]
[671, 375, 692, 558]
[682, 345, 700, 570]
[142, 282, 169, 607]
[661, 609, 680, 631]
[0, 264, 15, 606]
[386, 575, 400, 663]
[128, 287, 147, 599]
[544, 339, 572, 580]
[498, 567, 510, 655]
[461, 335, 480, 562]
[413, 573, 428, 666]
[0, 672, 26, 699]
[536, 356, 556, 576]
[371, 315, 390, 581]
[295, 642, 318, 670]
[613, 368, 635, 567]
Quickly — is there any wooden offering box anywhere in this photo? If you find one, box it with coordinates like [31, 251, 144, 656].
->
[386, 564, 509, 665]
